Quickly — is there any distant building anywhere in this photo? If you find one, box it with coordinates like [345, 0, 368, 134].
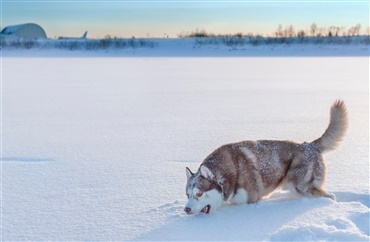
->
[0, 23, 47, 39]
[58, 31, 88, 40]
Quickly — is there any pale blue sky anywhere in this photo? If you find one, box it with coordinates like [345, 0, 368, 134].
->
[1, 1, 369, 38]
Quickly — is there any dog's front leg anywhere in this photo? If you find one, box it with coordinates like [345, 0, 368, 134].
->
[218, 177, 236, 201]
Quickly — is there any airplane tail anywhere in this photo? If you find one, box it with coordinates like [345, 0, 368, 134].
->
[82, 31, 87, 39]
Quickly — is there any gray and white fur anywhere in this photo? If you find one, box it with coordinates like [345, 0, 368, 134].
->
[185, 100, 348, 215]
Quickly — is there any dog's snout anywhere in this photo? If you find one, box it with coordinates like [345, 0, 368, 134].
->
[184, 207, 191, 214]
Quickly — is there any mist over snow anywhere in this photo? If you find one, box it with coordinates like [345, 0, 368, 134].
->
[2, 52, 369, 240]
[1, 37, 369, 57]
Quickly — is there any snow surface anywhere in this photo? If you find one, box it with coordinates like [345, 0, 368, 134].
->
[1, 55, 369, 240]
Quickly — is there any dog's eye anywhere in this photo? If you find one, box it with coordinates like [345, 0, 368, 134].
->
[196, 192, 203, 197]
[186, 194, 189, 198]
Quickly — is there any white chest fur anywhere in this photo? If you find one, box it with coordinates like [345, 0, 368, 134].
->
[230, 188, 248, 204]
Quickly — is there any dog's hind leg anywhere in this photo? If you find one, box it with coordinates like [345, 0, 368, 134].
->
[291, 185, 336, 200]
[310, 175, 336, 200]
[289, 181, 336, 200]
[309, 187, 336, 200]
[287, 150, 335, 200]
[286, 169, 336, 200]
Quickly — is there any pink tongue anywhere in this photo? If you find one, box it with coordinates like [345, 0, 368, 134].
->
[201, 205, 210, 213]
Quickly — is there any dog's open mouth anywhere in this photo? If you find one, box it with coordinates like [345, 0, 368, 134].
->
[200, 205, 211, 214]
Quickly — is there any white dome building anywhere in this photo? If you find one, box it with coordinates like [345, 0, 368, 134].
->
[0, 23, 47, 39]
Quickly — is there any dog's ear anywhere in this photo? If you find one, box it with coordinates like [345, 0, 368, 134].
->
[186, 167, 193, 180]
[200, 165, 215, 180]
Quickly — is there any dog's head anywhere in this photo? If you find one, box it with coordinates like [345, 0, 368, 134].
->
[184, 165, 223, 215]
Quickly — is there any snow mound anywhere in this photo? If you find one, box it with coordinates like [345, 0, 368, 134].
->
[137, 193, 369, 241]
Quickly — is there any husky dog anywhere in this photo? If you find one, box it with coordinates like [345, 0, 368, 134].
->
[184, 100, 348, 215]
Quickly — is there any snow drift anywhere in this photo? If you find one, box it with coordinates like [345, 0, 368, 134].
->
[2, 56, 369, 240]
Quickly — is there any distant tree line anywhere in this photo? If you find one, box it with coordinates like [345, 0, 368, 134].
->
[178, 23, 369, 47]
[275, 23, 363, 38]
[179, 23, 368, 38]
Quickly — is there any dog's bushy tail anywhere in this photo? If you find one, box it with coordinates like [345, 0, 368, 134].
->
[313, 100, 348, 153]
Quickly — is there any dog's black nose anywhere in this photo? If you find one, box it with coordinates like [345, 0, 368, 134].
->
[184, 207, 191, 214]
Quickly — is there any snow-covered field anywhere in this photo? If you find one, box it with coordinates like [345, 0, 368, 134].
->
[2, 55, 369, 240]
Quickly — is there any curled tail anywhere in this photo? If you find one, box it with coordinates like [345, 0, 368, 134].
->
[313, 100, 348, 153]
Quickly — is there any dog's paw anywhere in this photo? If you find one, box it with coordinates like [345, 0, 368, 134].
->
[327, 193, 336, 201]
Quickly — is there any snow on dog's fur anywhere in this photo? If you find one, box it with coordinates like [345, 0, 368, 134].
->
[185, 100, 348, 215]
